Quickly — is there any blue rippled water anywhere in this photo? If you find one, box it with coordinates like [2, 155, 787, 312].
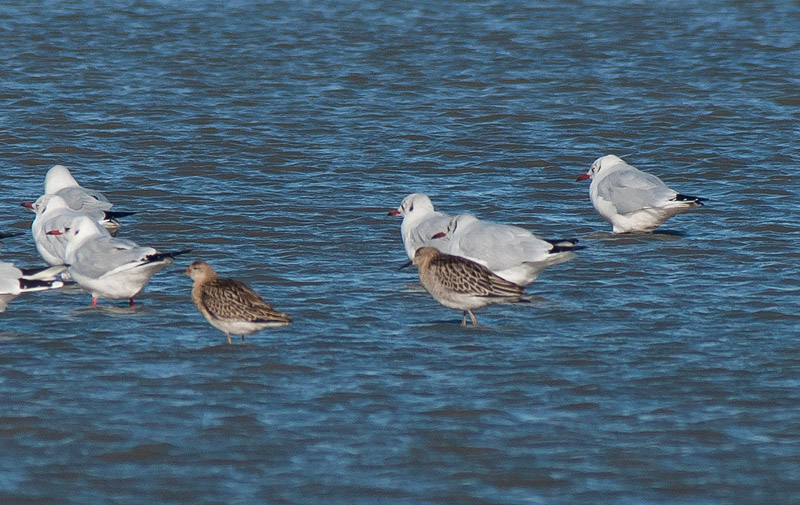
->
[1, 1, 799, 504]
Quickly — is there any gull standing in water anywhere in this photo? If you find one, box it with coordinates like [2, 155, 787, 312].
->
[388, 193, 452, 261]
[43, 165, 135, 233]
[576, 155, 706, 233]
[432, 213, 582, 286]
[412, 246, 527, 326]
[23, 194, 116, 267]
[47, 215, 190, 307]
[184, 260, 292, 344]
[23, 194, 133, 240]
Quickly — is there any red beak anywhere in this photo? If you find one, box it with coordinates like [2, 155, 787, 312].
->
[576, 174, 590, 181]
[387, 209, 401, 216]
[46, 230, 62, 236]
[431, 232, 446, 239]
[21, 202, 33, 209]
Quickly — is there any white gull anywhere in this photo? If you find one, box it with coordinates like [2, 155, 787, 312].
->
[44, 165, 135, 233]
[433, 213, 582, 286]
[577, 155, 706, 233]
[47, 215, 190, 306]
[23, 194, 113, 267]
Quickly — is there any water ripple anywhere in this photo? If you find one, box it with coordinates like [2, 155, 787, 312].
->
[1, 1, 799, 504]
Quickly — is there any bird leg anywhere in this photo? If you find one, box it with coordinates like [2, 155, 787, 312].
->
[91, 298, 98, 307]
[129, 298, 135, 307]
[467, 310, 478, 327]
[240, 335, 245, 345]
[461, 312, 467, 326]
[226, 333, 232, 345]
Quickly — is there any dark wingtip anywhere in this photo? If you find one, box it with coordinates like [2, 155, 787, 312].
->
[144, 248, 193, 264]
[19, 278, 60, 290]
[546, 238, 586, 253]
[18, 265, 53, 277]
[674, 194, 708, 206]
[103, 210, 138, 219]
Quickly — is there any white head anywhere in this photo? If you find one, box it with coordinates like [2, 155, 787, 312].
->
[45, 165, 80, 194]
[46, 215, 106, 244]
[389, 193, 435, 220]
[29, 194, 71, 216]
[577, 155, 626, 181]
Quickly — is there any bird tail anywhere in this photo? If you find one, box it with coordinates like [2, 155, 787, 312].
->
[545, 238, 586, 254]
[143, 249, 193, 264]
[18, 278, 64, 292]
[18, 264, 67, 280]
[255, 311, 293, 325]
[484, 292, 530, 304]
[673, 194, 707, 206]
[486, 275, 526, 299]
[104, 210, 138, 220]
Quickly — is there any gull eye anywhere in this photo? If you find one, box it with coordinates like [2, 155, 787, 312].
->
[408, 204, 414, 212]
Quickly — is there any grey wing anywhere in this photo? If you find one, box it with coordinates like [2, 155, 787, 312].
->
[70, 237, 153, 278]
[598, 169, 677, 215]
[454, 222, 551, 270]
[33, 214, 68, 263]
[56, 187, 113, 212]
[407, 214, 451, 253]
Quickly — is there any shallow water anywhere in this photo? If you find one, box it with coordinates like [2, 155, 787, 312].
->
[1, 1, 799, 504]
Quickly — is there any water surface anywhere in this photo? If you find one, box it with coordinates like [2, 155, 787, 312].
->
[1, 1, 799, 504]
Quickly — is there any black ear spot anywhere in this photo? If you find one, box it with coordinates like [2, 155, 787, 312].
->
[408, 204, 414, 212]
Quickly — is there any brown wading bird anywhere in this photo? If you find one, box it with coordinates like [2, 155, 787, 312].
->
[412, 246, 527, 326]
[185, 260, 292, 344]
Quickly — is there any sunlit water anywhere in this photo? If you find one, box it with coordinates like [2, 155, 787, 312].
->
[1, 1, 799, 504]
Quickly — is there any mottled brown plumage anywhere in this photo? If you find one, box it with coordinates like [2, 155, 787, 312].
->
[185, 260, 291, 344]
[413, 247, 526, 326]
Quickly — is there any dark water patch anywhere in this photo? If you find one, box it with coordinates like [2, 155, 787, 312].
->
[241, 362, 318, 374]
[97, 442, 178, 463]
